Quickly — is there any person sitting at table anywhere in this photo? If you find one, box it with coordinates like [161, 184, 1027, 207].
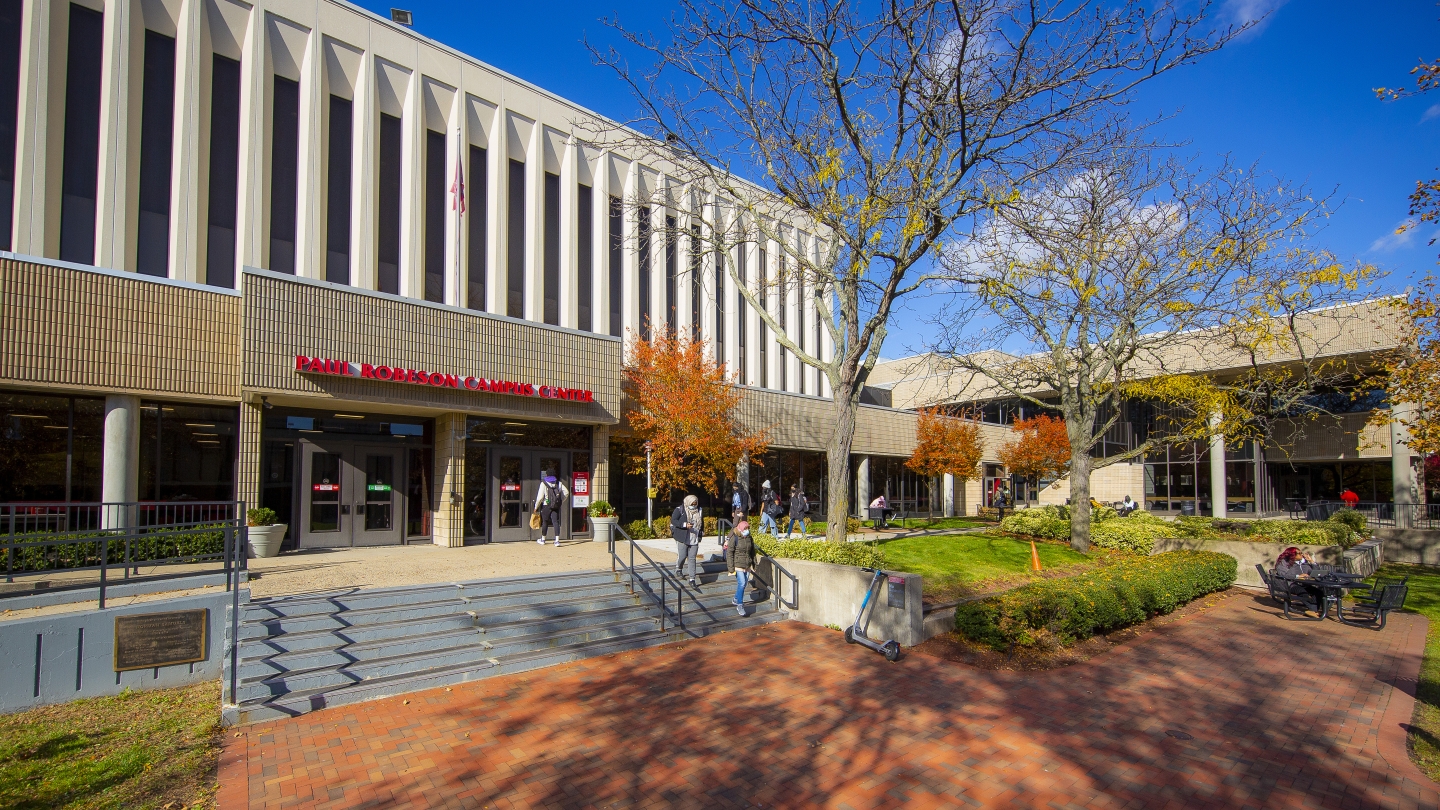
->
[1274, 546, 1314, 579]
[868, 494, 893, 528]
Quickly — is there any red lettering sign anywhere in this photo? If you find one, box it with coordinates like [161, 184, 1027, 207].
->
[293, 354, 594, 403]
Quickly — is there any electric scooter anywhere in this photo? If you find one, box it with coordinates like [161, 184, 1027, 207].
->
[844, 567, 902, 661]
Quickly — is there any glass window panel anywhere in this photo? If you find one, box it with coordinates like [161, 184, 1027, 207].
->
[0, 393, 71, 502]
[309, 452, 341, 533]
[407, 447, 433, 537]
[364, 454, 394, 531]
[465, 442, 488, 539]
[497, 455, 523, 528]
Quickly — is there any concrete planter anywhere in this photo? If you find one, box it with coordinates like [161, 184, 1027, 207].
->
[248, 524, 288, 558]
[758, 556, 924, 646]
[590, 515, 618, 543]
[1150, 538, 1343, 588]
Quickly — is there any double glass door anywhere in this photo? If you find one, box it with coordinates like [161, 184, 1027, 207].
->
[490, 450, 569, 542]
[299, 440, 406, 547]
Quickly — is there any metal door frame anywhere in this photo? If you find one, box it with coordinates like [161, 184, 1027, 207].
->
[487, 449, 572, 542]
[295, 438, 409, 548]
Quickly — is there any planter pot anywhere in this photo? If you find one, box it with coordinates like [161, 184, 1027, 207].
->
[590, 515, 619, 543]
[248, 524, 288, 558]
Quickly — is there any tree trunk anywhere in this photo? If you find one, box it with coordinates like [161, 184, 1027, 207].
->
[1068, 450, 1093, 553]
[825, 383, 861, 543]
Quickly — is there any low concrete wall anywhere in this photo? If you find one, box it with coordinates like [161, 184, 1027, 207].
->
[759, 557, 924, 646]
[0, 590, 235, 714]
[1151, 539, 1342, 588]
[1375, 528, 1440, 566]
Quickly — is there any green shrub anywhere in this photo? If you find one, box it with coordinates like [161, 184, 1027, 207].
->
[1089, 516, 1175, 554]
[246, 507, 278, 526]
[1329, 508, 1368, 537]
[999, 507, 1069, 540]
[753, 534, 885, 568]
[624, 519, 656, 540]
[11, 525, 229, 574]
[954, 550, 1237, 650]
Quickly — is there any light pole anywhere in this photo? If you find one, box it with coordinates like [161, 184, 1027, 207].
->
[644, 440, 654, 525]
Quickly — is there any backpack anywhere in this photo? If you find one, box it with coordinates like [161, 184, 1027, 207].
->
[542, 480, 561, 507]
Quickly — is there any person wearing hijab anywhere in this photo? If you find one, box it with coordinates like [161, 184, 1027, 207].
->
[671, 494, 704, 586]
[726, 520, 758, 616]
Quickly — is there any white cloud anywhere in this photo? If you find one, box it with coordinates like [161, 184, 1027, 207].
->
[1423, 104, 1440, 123]
[1368, 219, 1420, 253]
[1222, 0, 1290, 38]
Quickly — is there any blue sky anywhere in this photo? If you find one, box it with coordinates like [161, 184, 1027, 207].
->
[355, 0, 1438, 352]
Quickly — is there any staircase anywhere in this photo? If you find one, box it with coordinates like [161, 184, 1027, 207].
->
[222, 558, 779, 725]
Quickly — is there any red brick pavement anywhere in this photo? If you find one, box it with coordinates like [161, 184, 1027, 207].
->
[219, 591, 1438, 809]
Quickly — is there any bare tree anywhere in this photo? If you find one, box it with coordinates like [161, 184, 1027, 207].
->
[928, 146, 1383, 551]
[586, 0, 1244, 542]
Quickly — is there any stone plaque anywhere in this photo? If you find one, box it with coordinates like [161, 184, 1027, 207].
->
[114, 609, 208, 671]
[886, 576, 907, 609]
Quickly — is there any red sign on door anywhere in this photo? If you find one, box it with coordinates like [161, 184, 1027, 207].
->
[312, 484, 340, 492]
[572, 472, 590, 507]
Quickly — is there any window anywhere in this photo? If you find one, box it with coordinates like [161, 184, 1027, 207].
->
[139, 402, 238, 501]
[577, 183, 593, 331]
[737, 245, 747, 383]
[424, 129, 445, 303]
[664, 215, 677, 333]
[778, 255, 787, 391]
[689, 225, 702, 343]
[206, 54, 241, 288]
[608, 196, 622, 336]
[325, 95, 352, 284]
[506, 159, 525, 318]
[638, 206, 651, 338]
[466, 145, 487, 310]
[543, 172, 560, 324]
[758, 247, 767, 388]
[59, 4, 104, 265]
[0, 0, 20, 251]
[799, 282, 807, 395]
[0, 392, 102, 502]
[714, 244, 724, 365]
[135, 30, 175, 277]
[376, 113, 402, 294]
[269, 76, 300, 275]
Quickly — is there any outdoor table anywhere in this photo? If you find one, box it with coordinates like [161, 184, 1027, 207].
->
[1291, 573, 1367, 620]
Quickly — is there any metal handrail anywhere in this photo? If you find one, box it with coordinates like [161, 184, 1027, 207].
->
[1302, 501, 1440, 529]
[609, 524, 693, 632]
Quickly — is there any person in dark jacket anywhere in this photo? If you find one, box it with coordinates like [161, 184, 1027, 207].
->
[726, 520, 758, 616]
[758, 480, 779, 535]
[728, 482, 752, 523]
[785, 484, 808, 539]
[671, 495, 703, 585]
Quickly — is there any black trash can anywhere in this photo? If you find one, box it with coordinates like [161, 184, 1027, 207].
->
[1180, 501, 1197, 517]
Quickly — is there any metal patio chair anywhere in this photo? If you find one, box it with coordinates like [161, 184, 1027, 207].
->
[1339, 584, 1409, 629]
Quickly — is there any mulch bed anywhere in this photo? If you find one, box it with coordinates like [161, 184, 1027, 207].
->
[911, 587, 1244, 671]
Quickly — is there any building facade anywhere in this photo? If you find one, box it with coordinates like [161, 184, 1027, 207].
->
[0, 0, 926, 544]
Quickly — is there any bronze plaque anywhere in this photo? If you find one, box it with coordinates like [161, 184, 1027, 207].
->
[113, 609, 209, 672]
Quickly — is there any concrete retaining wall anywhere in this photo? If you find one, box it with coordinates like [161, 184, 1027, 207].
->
[1374, 528, 1440, 566]
[759, 557, 925, 646]
[0, 591, 235, 714]
[1151, 539, 1343, 588]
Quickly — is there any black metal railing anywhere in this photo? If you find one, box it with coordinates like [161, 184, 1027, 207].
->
[2, 501, 248, 610]
[610, 524, 694, 633]
[717, 518, 799, 612]
[1303, 501, 1440, 529]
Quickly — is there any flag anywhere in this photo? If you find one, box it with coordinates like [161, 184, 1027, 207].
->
[451, 158, 465, 215]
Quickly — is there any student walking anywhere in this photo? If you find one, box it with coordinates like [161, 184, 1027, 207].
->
[785, 484, 809, 539]
[728, 481, 752, 523]
[758, 480, 779, 535]
[726, 520, 758, 616]
[533, 473, 570, 547]
[672, 495, 703, 586]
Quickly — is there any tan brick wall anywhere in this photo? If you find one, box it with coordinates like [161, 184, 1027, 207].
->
[432, 413, 467, 547]
[242, 270, 621, 424]
[0, 256, 240, 400]
[1266, 412, 1392, 461]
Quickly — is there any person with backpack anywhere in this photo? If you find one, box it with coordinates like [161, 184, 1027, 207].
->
[758, 480, 779, 535]
[726, 520, 758, 616]
[533, 473, 570, 547]
[785, 484, 809, 539]
[728, 481, 752, 523]
[671, 495, 703, 586]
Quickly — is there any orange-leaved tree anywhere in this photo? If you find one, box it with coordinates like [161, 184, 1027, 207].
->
[906, 408, 984, 517]
[622, 330, 768, 501]
[997, 415, 1072, 494]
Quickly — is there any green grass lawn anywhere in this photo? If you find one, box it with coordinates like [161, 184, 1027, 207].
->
[1373, 563, 1440, 783]
[871, 516, 992, 531]
[0, 681, 220, 810]
[878, 532, 1095, 601]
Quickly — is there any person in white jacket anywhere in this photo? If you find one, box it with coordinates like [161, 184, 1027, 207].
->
[534, 473, 571, 547]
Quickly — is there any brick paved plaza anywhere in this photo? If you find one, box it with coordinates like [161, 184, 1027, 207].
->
[219, 592, 1437, 809]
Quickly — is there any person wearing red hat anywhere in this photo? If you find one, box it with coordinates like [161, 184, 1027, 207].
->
[727, 520, 758, 616]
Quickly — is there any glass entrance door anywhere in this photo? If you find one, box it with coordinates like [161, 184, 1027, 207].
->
[488, 450, 571, 542]
[297, 440, 407, 548]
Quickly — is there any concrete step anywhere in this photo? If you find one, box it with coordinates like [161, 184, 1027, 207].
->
[225, 607, 782, 726]
[236, 579, 633, 640]
[237, 599, 667, 679]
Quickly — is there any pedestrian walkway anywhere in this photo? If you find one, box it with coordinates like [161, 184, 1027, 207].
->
[219, 591, 1436, 809]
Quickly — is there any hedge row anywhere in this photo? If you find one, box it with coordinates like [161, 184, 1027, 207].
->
[954, 550, 1237, 650]
[7, 525, 230, 573]
[752, 534, 885, 568]
[1000, 505, 1364, 554]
